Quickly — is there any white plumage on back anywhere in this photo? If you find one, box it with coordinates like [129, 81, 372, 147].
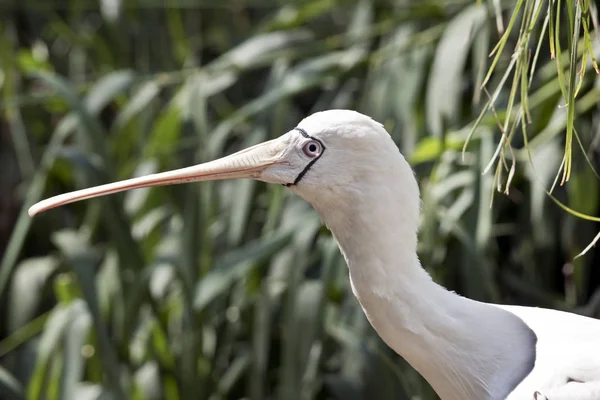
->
[29, 110, 600, 400]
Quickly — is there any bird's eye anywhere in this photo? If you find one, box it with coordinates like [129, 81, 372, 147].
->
[302, 140, 322, 158]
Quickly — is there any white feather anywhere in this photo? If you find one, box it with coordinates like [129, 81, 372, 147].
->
[290, 110, 600, 400]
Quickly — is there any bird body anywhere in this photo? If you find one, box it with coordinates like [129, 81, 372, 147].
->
[29, 110, 600, 399]
[499, 305, 600, 400]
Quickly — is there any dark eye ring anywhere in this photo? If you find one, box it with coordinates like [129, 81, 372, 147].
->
[302, 140, 322, 158]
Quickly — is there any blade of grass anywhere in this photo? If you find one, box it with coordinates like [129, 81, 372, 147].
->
[52, 230, 127, 400]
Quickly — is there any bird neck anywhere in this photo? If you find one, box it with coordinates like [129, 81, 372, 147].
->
[304, 181, 536, 400]
[313, 183, 464, 335]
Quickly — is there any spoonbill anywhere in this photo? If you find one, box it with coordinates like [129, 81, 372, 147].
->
[29, 110, 600, 400]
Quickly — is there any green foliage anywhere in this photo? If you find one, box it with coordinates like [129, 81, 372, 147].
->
[1, 1, 600, 399]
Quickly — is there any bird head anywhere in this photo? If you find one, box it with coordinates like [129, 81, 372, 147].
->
[28, 110, 419, 219]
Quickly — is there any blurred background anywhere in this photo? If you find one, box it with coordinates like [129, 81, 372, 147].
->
[2, 0, 600, 399]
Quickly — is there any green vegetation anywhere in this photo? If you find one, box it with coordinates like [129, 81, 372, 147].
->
[1, 1, 600, 399]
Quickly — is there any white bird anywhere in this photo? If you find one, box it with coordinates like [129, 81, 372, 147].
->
[29, 110, 600, 400]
